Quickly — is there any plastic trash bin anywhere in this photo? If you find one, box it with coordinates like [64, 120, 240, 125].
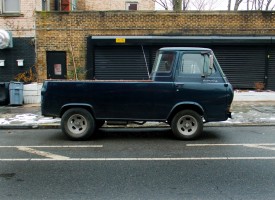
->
[0, 82, 9, 105]
[9, 81, 23, 105]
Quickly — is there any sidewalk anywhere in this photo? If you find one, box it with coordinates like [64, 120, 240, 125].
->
[1, 90, 275, 129]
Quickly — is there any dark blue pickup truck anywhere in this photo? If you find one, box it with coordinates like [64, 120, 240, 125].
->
[41, 47, 233, 140]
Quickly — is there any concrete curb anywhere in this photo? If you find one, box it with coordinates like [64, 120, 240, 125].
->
[205, 122, 275, 127]
[0, 124, 60, 129]
[1, 122, 275, 130]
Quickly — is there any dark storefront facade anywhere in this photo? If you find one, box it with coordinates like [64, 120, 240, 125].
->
[0, 38, 35, 82]
[87, 36, 275, 90]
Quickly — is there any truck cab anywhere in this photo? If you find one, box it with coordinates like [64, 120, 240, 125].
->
[151, 47, 233, 121]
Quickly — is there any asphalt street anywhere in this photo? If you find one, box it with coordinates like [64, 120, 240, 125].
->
[0, 126, 275, 200]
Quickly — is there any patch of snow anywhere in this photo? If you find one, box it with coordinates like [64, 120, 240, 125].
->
[0, 113, 60, 125]
[234, 91, 275, 102]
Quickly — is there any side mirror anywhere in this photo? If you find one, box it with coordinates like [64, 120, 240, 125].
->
[209, 54, 214, 70]
[202, 53, 214, 77]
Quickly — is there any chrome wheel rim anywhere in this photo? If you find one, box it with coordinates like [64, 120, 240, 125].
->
[67, 114, 88, 135]
[177, 115, 198, 136]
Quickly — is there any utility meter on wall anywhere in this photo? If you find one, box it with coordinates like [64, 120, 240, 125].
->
[0, 29, 13, 49]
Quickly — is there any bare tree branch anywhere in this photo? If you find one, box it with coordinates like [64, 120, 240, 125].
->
[234, 0, 243, 10]
[192, 0, 207, 10]
[183, 0, 191, 10]
[191, 0, 218, 10]
[228, 0, 232, 10]
[246, 0, 249, 10]
[208, 0, 218, 10]
[258, 0, 264, 10]
[153, 0, 192, 11]
[247, 0, 275, 10]
[266, 0, 273, 10]
[152, 0, 170, 10]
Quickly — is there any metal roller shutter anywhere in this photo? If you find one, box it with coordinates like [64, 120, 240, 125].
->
[267, 48, 275, 91]
[95, 46, 150, 80]
[213, 46, 266, 89]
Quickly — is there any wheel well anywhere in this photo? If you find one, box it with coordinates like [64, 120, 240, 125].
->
[167, 104, 204, 123]
[60, 105, 94, 118]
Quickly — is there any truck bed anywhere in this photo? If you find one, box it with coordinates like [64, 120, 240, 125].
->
[41, 80, 174, 120]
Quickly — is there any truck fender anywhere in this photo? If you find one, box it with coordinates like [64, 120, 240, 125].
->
[60, 103, 95, 118]
[167, 102, 205, 123]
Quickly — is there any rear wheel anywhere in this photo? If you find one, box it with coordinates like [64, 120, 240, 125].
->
[61, 108, 95, 140]
[171, 110, 203, 140]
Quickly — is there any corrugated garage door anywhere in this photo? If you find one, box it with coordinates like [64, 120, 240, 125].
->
[267, 48, 275, 91]
[94, 46, 150, 80]
[213, 46, 266, 89]
[94, 45, 268, 89]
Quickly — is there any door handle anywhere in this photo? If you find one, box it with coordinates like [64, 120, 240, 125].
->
[175, 83, 184, 88]
[175, 83, 185, 91]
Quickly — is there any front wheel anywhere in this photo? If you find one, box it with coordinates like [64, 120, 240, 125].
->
[171, 110, 203, 140]
[61, 108, 95, 140]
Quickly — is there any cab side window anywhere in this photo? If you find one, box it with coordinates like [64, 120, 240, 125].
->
[180, 54, 203, 75]
[176, 53, 217, 82]
[158, 53, 175, 73]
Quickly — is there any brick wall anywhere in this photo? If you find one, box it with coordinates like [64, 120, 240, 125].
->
[35, 11, 275, 81]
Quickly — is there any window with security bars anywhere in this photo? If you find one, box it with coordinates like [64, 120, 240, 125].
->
[42, 0, 50, 11]
[1, 0, 20, 13]
[126, 2, 138, 10]
[53, 0, 76, 11]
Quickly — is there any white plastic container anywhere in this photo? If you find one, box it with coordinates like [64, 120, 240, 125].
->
[23, 83, 43, 104]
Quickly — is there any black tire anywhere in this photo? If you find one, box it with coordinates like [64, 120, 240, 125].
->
[171, 110, 203, 140]
[61, 108, 95, 140]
